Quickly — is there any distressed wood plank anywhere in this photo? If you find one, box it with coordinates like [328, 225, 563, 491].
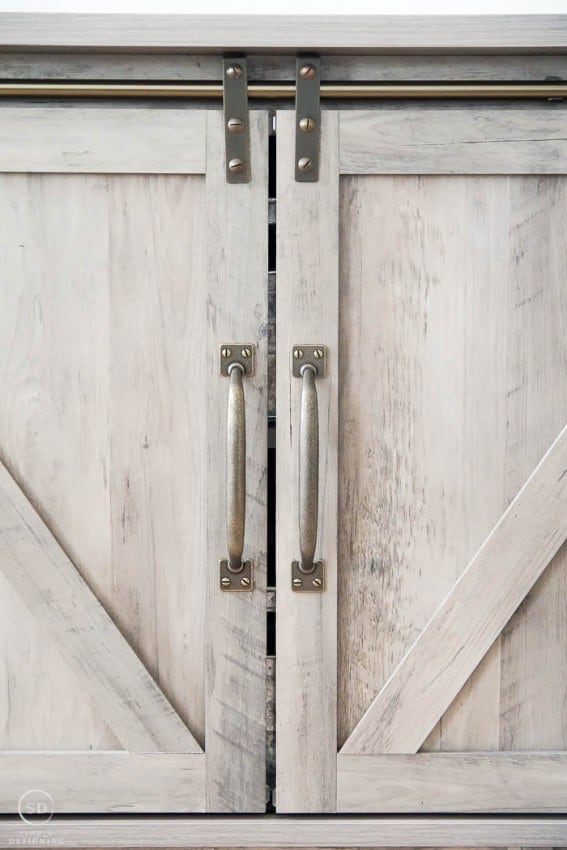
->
[336, 175, 511, 752]
[2, 53, 567, 82]
[276, 111, 339, 813]
[497, 177, 567, 751]
[0, 571, 121, 750]
[0, 14, 565, 51]
[440, 175, 567, 753]
[339, 107, 567, 175]
[0, 752, 205, 813]
[0, 172, 118, 751]
[204, 110, 268, 812]
[0, 460, 202, 755]
[107, 174, 208, 749]
[0, 107, 206, 173]
[341, 424, 567, 755]
[338, 753, 567, 813]
[335, 133, 567, 771]
[0, 52, 223, 80]
[1, 815, 567, 848]
[0, 167, 211, 758]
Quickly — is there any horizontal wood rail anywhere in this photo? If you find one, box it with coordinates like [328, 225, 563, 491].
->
[0, 753, 206, 813]
[337, 752, 567, 812]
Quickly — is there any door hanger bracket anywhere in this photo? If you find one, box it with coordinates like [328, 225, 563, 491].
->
[295, 55, 321, 183]
[223, 56, 251, 184]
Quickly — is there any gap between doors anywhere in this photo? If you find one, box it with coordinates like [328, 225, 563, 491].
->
[266, 109, 277, 811]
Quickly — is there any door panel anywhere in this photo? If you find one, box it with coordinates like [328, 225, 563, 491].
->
[0, 106, 268, 813]
[0, 168, 208, 755]
[276, 111, 339, 813]
[338, 172, 567, 758]
[276, 105, 567, 812]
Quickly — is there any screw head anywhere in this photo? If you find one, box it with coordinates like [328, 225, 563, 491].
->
[297, 157, 313, 172]
[299, 63, 317, 79]
[221, 577, 231, 588]
[227, 117, 245, 133]
[299, 117, 316, 133]
[292, 577, 303, 588]
[228, 158, 245, 173]
[240, 576, 251, 588]
[293, 348, 304, 359]
[241, 347, 251, 358]
[221, 347, 232, 358]
[226, 63, 243, 80]
[313, 348, 324, 359]
[312, 577, 323, 588]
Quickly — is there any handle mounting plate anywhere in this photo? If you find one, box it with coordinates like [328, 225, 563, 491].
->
[220, 343, 255, 377]
[292, 559, 325, 592]
[220, 558, 254, 592]
[292, 344, 326, 378]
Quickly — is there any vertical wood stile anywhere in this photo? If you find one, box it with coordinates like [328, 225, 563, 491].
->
[276, 110, 339, 812]
[205, 110, 268, 812]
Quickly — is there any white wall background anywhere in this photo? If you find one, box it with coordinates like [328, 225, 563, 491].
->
[0, 0, 566, 13]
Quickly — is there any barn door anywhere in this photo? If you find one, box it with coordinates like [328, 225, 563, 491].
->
[276, 105, 567, 812]
[0, 105, 268, 813]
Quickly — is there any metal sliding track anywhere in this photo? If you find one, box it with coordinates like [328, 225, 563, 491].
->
[0, 82, 566, 99]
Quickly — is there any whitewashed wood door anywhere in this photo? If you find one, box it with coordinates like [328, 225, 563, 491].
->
[276, 104, 567, 812]
[0, 105, 268, 813]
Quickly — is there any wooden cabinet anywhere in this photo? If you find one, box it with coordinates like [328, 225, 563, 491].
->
[0, 13, 567, 847]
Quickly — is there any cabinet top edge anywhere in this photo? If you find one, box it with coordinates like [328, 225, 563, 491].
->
[0, 14, 566, 54]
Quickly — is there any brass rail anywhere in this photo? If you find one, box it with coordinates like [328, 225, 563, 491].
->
[0, 82, 566, 99]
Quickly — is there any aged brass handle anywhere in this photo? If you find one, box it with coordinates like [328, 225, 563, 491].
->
[292, 345, 327, 592]
[219, 344, 255, 592]
[226, 363, 246, 571]
[299, 364, 319, 573]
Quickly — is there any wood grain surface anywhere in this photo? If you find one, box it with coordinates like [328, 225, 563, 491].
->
[338, 752, 567, 812]
[2, 53, 567, 82]
[0, 170, 209, 757]
[0, 107, 206, 173]
[0, 752, 206, 813]
[342, 424, 567, 755]
[204, 110, 268, 813]
[0, 14, 565, 51]
[336, 170, 567, 762]
[1, 816, 567, 848]
[339, 106, 567, 175]
[275, 110, 339, 813]
[0, 460, 201, 755]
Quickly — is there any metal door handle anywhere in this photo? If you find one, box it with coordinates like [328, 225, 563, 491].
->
[219, 344, 255, 592]
[227, 362, 246, 571]
[292, 345, 327, 592]
[299, 364, 319, 572]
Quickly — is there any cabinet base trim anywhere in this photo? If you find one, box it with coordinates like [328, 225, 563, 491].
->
[1, 815, 567, 848]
